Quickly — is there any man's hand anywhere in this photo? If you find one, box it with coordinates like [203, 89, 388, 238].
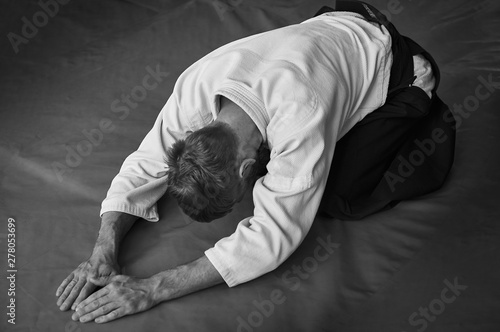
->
[70, 256, 224, 324]
[56, 254, 120, 311]
[72, 275, 159, 323]
[56, 211, 138, 311]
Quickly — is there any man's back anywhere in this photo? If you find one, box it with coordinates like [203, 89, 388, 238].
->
[173, 11, 393, 143]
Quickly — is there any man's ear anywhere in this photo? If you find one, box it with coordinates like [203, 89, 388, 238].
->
[178, 130, 193, 140]
[239, 158, 256, 178]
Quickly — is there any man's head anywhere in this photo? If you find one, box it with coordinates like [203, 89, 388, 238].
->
[166, 122, 269, 223]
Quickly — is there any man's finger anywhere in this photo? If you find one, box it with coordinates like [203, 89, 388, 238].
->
[57, 277, 78, 307]
[75, 286, 110, 314]
[71, 281, 96, 311]
[79, 300, 119, 323]
[96, 308, 126, 324]
[56, 273, 74, 297]
[60, 278, 85, 311]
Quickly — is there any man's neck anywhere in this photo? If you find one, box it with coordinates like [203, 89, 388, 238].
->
[215, 96, 262, 156]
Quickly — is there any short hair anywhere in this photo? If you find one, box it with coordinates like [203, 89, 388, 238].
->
[165, 122, 243, 222]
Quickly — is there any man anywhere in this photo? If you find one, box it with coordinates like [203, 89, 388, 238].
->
[55, 1, 453, 324]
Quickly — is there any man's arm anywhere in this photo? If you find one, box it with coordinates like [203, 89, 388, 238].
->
[59, 86, 203, 314]
[56, 211, 138, 311]
[71, 255, 223, 323]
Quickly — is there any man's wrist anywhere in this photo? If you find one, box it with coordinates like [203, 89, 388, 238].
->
[91, 242, 118, 263]
[149, 256, 224, 304]
[93, 211, 138, 262]
[150, 267, 183, 304]
[94, 222, 120, 257]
